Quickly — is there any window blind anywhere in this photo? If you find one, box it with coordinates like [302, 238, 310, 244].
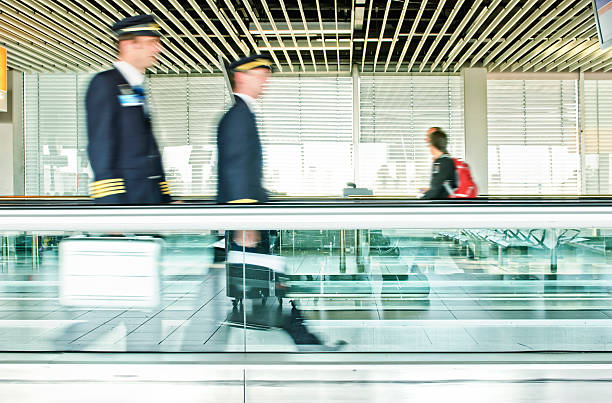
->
[147, 76, 231, 196]
[359, 75, 465, 195]
[254, 76, 354, 196]
[583, 79, 612, 195]
[24, 73, 92, 196]
[149, 75, 352, 197]
[487, 79, 579, 195]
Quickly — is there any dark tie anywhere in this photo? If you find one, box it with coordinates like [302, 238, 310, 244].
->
[132, 85, 149, 116]
[132, 85, 145, 97]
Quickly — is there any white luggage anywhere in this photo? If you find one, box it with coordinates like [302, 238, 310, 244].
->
[59, 236, 163, 309]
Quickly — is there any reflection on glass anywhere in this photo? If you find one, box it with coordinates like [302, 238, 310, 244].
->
[0, 228, 610, 352]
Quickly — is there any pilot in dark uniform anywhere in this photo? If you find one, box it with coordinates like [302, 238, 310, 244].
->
[216, 55, 272, 205]
[86, 15, 171, 204]
[217, 55, 345, 350]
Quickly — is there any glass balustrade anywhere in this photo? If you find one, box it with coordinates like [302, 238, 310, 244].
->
[0, 202, 610, 353]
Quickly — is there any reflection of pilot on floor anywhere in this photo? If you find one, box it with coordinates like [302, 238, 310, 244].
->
[217, 54, 344, 350]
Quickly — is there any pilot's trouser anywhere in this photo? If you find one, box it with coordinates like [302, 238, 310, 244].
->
[225, 230, 323, 346]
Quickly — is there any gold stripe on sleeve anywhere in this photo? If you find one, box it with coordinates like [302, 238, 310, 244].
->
[227, 199, 258, 204]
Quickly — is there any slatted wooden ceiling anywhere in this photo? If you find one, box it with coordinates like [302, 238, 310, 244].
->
[0, 0, 609, 74]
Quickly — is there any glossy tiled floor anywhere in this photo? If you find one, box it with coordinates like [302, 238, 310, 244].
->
[0, 232, 611, 352]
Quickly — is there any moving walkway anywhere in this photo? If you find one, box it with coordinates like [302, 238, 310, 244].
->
[0, 199, 611, 353]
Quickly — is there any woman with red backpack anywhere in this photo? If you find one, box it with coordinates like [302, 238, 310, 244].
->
[421, 128, 478, 200]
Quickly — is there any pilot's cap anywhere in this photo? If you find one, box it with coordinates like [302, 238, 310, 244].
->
[229, 54, 273, 72]
[112, 15, 162, 38]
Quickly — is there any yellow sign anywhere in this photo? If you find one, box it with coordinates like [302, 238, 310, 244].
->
[0, 46, 6, 112]
[0, 46, 5, 92]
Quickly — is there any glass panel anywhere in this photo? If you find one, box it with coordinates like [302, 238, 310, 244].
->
[244, 227, 612, 352]
[0, 230, 242, 352]
[0, 226, 611, 352]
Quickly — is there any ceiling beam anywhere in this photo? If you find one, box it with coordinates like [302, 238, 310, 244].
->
[453, 0, 522, 72]
[128, 0, 207, 73]
[0, 26, 79, 70]
[407, 0, 446, 73]
[0, 41, 67, 72]
[87, 0, 174, 73]
[384, 0, 410, 72]
[349, 0, 355, 69]
[372, 0, 392, 72]
[4, 0, 116, 66]
[1, 40, 58, 72]
[419, 0, 465, 72]
[240, 0, 284, 72]
[443, 1, 503, 72]
[361, 0, 374, 72]
[598, 58, 612, 72]
[222, 0, 259, 55]
[579, 46, 612, 71]
[531, 38, 589, 72]
[202, 0, 247, 57]
[554, 38, 601, 71]
[502, 3, 591, 72]
[0, 8, 108, 69]
[7, 58, 47, 73]
[518, 23, 596, 71]
[296, 0, 317, 71]
[430, 0, 483, 72]
[260, 0, 294, 72]
[469, 0, 538, 69]
[486, 0, 572, 70]
[334, 0, 340, 71]
[279, 0, 305, 71]
[146, 0, 219, 71]
[167, 0, 233, 64]
[184, 0, 240, 60]
[315, 0, 329, 71]
[396, 0, 429, 72]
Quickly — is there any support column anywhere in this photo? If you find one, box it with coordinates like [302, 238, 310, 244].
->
[352, 65, 360, 185]
[12, 71, 24, 196]
[462, 67, 488, 195]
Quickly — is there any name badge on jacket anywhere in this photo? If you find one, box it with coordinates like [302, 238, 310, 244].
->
[117, 84, 144, 107]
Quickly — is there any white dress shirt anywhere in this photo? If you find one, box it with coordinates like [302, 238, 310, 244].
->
[233, 93, 256, 113]
[113, 61, 150, 115]
[113, 61, 144, 87]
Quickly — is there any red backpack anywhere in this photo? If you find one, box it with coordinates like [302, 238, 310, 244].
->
[443, 158, 478, 198]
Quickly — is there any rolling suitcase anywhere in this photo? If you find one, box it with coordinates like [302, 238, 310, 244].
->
[226, 248, 287, 309]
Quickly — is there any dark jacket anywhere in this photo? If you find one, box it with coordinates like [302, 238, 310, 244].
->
[216, 96, 267, 203]
[422, 154, 456, 200]
[86, 68, 171, 204]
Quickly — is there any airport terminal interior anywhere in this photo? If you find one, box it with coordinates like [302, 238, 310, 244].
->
[2, 0, 612, 401]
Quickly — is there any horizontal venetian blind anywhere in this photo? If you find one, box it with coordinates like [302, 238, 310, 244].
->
[254, 76, 354, 196]
[359, 75, 465, 195]
[583, 79, 612, 195]
[148, 76, 231, 196]
[24, 73, 92, 196]
[487, 79, 579, 195]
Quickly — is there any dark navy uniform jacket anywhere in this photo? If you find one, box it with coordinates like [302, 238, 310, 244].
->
[216, 96, 267, 203]
[86, 68, 171, 204]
